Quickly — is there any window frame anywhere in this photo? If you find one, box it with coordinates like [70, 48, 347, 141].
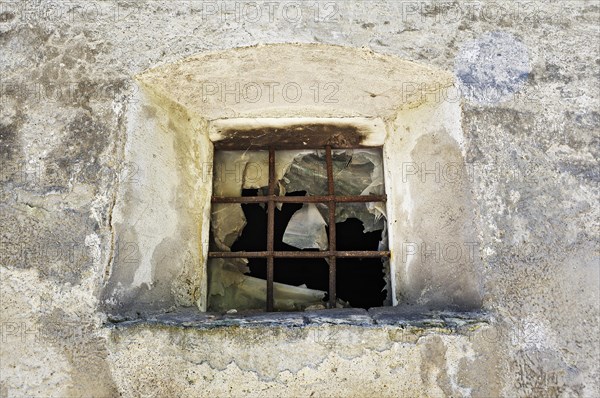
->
[208, 145, 390, 312]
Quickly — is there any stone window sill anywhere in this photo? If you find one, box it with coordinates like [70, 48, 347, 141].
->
[106, 307, 490, 332]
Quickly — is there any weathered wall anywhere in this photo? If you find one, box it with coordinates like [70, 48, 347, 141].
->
[102, 88, 211, 316]
[1, 1, 598, 397]
[385, 99, 484, 309]
[107, 315, 500, 398]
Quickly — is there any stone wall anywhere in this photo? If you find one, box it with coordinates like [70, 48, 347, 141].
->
[1, 1, 598, 396]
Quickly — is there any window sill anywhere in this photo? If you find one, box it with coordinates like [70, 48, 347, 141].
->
[106, 307, 491, 332]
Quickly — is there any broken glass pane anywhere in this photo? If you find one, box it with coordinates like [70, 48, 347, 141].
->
[334, 214, 384, 251]
[210, 203, 246, 251]
[208, 258, 328, 312]
[272, 282, 327, 311]
[278, 150, 328, 196]
[333, 202, 386, 233]
[282, 203, 329, 250]
[331, 149, 379, 195]
[243, 151, 269, 190]
[208, 258, 266, 311]
[212, 150, 269, 196]
[279, 149, 385, 197]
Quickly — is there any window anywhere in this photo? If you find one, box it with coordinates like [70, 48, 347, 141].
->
[208, 145, 390, 312]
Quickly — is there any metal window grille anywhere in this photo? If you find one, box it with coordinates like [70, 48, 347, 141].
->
[208, 145, 390, 311]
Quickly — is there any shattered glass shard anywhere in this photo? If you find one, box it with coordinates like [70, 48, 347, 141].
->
[208, 260, 326, 311]
[334, 202, 385, 233]
[280, 151, 328, 196]
[282, 203, 329, 250]
[210, 204, 247, 251]
[212, 151, 246, 197]
[280, 149, 383, 197]
[332, 151, 375, 195]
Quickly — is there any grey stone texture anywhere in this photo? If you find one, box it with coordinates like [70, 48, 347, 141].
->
[1, 1, 598, 397]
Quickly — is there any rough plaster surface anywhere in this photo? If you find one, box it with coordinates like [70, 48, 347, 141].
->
[1, 1, 598, 397]
[107, 317, 499, 398]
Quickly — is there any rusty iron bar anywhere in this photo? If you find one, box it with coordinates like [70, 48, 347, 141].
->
[266, 147, 276, 312]
[208, 251, 391, 258]
[325, 145, 337, 309]
[211, 195, 386, 204]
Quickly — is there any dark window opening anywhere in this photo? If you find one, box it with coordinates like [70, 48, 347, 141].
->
[335, 218, 387, 309]
[209, 146, 390, 312]
[231, 190, 386, 309]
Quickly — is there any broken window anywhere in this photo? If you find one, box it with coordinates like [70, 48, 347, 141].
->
[208, 146, 390, 312]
